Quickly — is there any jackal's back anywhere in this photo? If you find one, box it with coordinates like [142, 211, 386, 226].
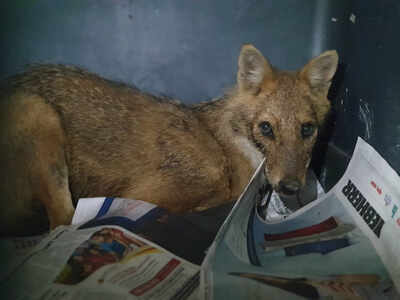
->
[3, 65, 229, 206]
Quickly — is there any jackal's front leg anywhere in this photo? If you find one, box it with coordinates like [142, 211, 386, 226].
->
[19, 95, 75, 231]
[35, 158, 75, 230]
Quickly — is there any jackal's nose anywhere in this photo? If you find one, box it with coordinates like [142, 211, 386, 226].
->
[278, 179, 301, 195]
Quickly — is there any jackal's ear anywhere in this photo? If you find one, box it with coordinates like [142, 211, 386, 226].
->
[237, 44, 273, 94]
[300, 50, 339, 94]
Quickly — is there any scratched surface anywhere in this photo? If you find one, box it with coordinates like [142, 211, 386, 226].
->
[323, 0, 400, 183]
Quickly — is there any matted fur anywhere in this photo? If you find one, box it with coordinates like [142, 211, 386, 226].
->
[0, 45, 338, 236]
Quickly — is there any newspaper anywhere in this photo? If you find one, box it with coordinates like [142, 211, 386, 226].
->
[261, 170, 326, 222]
[201, 137, 400, 300]
[1, 198, 200, 300]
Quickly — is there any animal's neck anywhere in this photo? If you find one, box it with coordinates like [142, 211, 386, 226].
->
[192, 96, 263, 197]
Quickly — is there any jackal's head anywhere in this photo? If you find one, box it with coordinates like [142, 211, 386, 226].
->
[233, 45, 338, 196]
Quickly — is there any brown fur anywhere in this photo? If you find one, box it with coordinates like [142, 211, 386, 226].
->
[0, 45, 338, 236]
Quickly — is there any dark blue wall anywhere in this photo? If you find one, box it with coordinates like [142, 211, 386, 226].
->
[0, 0, 323, 103]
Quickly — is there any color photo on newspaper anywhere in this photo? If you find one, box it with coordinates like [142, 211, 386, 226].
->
[1, 198, 201, 300]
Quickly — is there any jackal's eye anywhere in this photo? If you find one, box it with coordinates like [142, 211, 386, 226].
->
[301, 123, 316, 138]
[259, 121, 274, 138]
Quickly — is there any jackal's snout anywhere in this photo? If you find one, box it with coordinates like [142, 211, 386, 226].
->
[278, 179, 301, 195]
[265, 155, 309, 197]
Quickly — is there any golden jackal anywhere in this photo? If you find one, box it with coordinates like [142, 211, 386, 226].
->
[0, 45, 338, 235]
